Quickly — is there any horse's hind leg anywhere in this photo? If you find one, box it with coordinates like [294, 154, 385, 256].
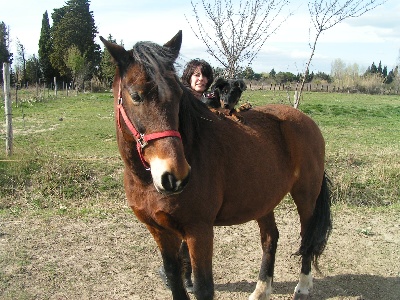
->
[249, 212, 279, 300]
[291, 173, 332, 300]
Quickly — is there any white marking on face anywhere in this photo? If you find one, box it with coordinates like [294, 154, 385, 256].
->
[294, 272, 313, 295]
[149, 157, 170, 191]
[249, 277, 272, 300]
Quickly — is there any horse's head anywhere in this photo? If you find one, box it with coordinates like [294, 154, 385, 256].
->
[100, 31, 191, 195]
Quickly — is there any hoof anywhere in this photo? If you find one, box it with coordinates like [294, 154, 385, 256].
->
[249, 294, 268, 300]
[184, 279, 194, 293]
[292, 293, 310, 300]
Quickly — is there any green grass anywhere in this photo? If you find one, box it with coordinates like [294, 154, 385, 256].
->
[10, 92, 117, 157]
[0, 89, 399, 214]
[242, 90, 400, 206]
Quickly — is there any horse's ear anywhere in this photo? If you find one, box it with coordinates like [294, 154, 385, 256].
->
[163, 30, 182, 60]
[100, 36, 131, 69]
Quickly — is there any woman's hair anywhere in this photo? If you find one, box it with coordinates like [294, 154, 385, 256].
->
[181, 59, 214, 91]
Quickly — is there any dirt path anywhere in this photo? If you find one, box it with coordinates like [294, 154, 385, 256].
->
[1, 205, 399, 299]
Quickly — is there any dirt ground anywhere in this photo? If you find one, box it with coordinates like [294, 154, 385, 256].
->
[1, 204, 399, 300]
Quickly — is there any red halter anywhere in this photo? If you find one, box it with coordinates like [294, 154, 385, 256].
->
[116, 81, 182, 170]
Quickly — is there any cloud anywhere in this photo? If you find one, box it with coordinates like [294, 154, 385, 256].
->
[345, 1, 400, 28]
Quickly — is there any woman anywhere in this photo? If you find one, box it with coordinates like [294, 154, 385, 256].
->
[181, 59, 214, 99]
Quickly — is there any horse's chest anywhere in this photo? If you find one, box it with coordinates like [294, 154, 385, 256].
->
[129, 191, 180, 227]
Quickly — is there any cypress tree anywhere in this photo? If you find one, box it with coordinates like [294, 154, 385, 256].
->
[38, 11, 57, 84]
[382, 65, 388, 78]
[377, 61, 383, 75]
[370, 62, 377, 74]
[99, 34, 117, 87]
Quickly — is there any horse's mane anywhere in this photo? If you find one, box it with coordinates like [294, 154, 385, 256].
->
[130, 41, 177, 80]
[178, 84, 210, 145]
[129, 40, 209, 150]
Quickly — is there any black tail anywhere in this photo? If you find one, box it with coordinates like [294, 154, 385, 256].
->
[296, 172, 332, 271]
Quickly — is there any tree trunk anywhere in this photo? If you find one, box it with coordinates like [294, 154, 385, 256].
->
[294, 30, 321, 109]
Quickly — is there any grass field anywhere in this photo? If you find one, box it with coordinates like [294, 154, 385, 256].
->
[0, 89, 399, 214]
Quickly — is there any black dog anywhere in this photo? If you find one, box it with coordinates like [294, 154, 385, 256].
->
[201, 78, 247, 122]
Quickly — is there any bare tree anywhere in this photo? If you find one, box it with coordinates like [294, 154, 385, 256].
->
[186, 0, 291, 78]
[294, 0, 388, 108]
[394, 49, 400, 91]
[16, 38, 27, 87]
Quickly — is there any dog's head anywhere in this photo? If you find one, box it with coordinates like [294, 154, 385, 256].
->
[212, 78, 247, 110]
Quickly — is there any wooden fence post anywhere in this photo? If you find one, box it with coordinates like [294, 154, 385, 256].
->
[54, 77, 57, 97]
[3, 63, 13, 156]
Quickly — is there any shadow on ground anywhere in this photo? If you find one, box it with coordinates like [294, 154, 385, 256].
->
[215, 274, 400, 299]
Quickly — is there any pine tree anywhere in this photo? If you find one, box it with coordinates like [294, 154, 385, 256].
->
[38, 11, 57, 84]
[269, 68, 276, 78]
[50, 0, 100, 80]
[385, 69, 394, 84]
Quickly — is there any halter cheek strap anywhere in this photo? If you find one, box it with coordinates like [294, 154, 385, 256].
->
[117, 81, 182, 170]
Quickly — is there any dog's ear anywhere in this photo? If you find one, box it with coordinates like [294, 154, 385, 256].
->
[212, 77, 228, 90]
[234, 79, 247, 92]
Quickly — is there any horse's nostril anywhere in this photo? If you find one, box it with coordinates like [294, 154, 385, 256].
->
[160, 170, 190, 194]
[161, 172, 177, 192]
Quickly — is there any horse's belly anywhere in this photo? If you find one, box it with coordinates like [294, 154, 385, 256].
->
[213, 173, 292, 226]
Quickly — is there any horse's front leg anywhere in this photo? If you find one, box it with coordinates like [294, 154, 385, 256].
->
[179, 241, 194, 292]
[147, 226, 190, 300]
[186, 225, 214, 300]
[249, 213, 279, 300]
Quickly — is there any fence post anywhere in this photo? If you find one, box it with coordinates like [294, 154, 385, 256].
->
[54, 77, 57, 97]
[3, 63, 13, 156]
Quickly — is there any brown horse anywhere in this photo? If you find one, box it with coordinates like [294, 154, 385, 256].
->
[100, 31, 332, 300]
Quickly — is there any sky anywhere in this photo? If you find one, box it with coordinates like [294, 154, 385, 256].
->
[1, 0, 399, 75]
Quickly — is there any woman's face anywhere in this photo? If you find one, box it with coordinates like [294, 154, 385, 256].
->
[190, 66, 208, 93]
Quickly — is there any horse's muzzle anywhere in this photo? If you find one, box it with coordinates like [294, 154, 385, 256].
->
[156, 168, 191, 195]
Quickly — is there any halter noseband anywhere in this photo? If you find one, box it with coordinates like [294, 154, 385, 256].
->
[117, 80, 182, 170]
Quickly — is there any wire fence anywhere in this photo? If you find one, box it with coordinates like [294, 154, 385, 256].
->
[245, 81, 400, 95]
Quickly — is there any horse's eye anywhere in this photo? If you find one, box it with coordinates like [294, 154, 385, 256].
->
[130, 91, 142, 104]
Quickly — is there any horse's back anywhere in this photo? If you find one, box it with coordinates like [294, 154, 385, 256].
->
[249, 104, 324, 149]
[252, 104, 318, 127]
